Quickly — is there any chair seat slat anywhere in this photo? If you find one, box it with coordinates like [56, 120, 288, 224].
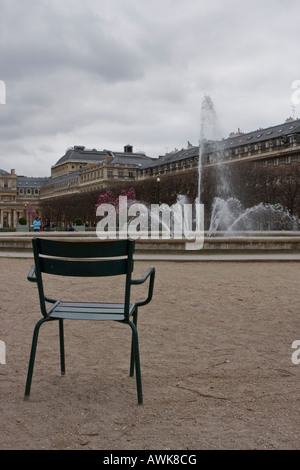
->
[50, 311, 125, 321]
[47, 301, 136, 320]
[58, 302, 123, 308]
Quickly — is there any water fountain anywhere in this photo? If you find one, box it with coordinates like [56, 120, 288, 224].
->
[207, 198, 299, 236]
[197, 95, 300, 237]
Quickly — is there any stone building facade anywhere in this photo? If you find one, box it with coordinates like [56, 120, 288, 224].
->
[1, 118, 300, 228]
[141, 117, 300, 178]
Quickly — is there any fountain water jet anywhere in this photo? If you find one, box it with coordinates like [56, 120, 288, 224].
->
[197, 95, 221, 204]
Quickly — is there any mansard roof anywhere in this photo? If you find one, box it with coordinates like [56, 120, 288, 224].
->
[17, 175, 49, 188]
[147, 118, 300, 168]
[224, 118, 300, 150]
[148, 146, 199, 168]
[53, 146, 107, 167]
[108, 153, 153, 168]
[42, 170, 80, 188]
[53, 145, 152, 168]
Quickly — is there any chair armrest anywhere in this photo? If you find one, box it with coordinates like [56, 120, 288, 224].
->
[27, 264, 63, 304]
[27, 264, 37, 283]
[131, 266, 155, 307]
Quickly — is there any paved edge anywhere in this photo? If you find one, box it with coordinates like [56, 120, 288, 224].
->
[0, 251, 300, 261]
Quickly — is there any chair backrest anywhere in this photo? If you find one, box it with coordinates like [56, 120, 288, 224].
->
[32, 238, 135, 317]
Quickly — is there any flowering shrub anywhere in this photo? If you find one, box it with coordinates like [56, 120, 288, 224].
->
[95, 187, 137, 214]
[24, 204, 38, 222]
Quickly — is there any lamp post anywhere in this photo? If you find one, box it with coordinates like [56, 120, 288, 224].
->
[156, 177, 160, 205]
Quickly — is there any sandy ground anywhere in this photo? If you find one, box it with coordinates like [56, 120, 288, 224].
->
[0, 257, 299, 450]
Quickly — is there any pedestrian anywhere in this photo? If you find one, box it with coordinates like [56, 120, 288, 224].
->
[43, 218, 50, 231]
[33, 216, 41, 232]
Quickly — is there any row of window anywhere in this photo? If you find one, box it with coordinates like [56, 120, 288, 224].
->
[81, 170, 136, 180]
[107, 170, 135, 178]
[142, 158, 199, 176]
[18, 188, 40, 195]
[266, 154, 300, 166]
[81, 170, 103, 181]
[224, 137, 296, 158]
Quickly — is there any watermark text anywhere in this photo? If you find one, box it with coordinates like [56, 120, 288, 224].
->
[0, 340, 6, 365]
[96, 196, 204, 250]
[291, 80, 300, 106]
[0, 80, 6, 104]
[291, 340, 300, 365]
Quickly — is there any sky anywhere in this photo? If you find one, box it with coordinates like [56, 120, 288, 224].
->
[1, 0, 300, 177]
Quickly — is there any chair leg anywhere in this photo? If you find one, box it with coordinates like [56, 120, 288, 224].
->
[24, 317, 48, 400]
[130, 310, 138, 377]
[59, 319, 65, 375]
[128, 320, 143, 405]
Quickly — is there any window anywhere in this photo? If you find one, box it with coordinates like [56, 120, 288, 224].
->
[286, 156, 291, 164]
[274, 158, 279, 166]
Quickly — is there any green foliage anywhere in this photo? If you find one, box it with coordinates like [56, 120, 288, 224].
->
[73, 217, 83, 226]
[18, 217, 27, 225]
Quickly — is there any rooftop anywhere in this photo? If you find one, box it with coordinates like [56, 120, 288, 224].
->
[53, 145, 152, 168]
[224, 118, 300, 149]
[17, 176, 49, 188]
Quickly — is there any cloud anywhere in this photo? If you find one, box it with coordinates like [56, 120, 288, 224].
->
[0, 0, 300, 175]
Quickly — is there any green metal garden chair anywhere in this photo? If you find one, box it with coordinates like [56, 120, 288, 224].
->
[24, 238, 155, 404]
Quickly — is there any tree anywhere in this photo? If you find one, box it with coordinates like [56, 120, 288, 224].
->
[24, 203, 38, 224]
[95, 187, 137, 214]
[277, 166, 300, 215]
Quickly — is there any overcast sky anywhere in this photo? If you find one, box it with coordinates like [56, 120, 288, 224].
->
[1, 0, 300, 176]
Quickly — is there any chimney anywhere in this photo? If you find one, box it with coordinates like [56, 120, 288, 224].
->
[124, 145, 133, 153]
